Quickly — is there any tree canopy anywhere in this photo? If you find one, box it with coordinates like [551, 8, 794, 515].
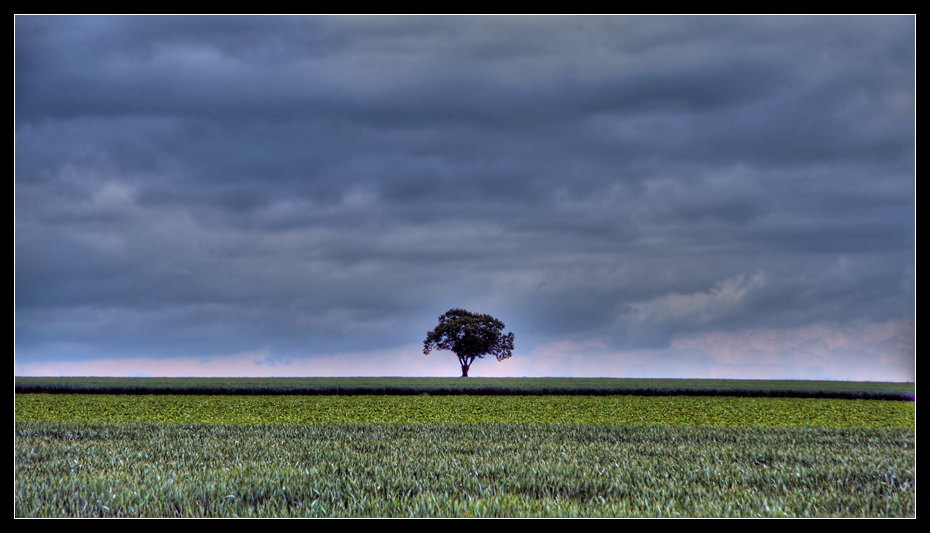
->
[423, 308, 515, 377]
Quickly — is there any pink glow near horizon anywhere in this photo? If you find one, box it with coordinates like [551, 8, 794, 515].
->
[16, 321, 914, 381]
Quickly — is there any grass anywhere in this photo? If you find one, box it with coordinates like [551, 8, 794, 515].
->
[14, 380, 916, 517]
[15, 422, 914, 517]
[15, 394, 915, 429]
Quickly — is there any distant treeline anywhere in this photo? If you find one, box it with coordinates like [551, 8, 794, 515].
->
[15, 377, 914, 401]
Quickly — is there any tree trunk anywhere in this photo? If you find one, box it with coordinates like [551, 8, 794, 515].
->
[459, 355, 473, 377]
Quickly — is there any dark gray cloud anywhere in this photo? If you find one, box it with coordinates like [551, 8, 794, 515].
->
[15, 16, 914, 378]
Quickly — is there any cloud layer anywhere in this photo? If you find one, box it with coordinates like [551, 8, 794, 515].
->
[16, 16, 914, 380]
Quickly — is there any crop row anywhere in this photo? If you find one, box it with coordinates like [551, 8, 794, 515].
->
[14, 376, 916, 399]
[15, 394, 915, 429]
[15, 422, 914, 517]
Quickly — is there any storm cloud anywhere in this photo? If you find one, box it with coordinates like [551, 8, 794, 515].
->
[15, 16, 914, 380]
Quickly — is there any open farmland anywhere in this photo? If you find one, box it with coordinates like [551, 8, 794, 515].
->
[14, 380, 915, 517]
[15, 394, 914, 428]
[14, 376, 915, 399]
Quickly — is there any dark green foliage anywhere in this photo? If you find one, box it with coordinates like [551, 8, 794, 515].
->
[13, 376, 916, 400]
[423, 309, 515, 377]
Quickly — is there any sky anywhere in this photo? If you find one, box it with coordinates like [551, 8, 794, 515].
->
[15, 16, 914, 380]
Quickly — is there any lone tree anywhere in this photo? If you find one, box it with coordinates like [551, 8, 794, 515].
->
[423, 308, 515, 377]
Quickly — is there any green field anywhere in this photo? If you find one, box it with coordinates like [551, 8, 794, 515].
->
[16, 422, 913, 517]
[14, 381, 916, 517]
[15, 394, 914, 428]
[14, 376, 916, 398]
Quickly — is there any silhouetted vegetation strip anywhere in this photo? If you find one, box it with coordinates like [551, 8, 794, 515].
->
[14, 383, 914, 401]
[15, 376, 915, 394]
[16, 422, 915, 517]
